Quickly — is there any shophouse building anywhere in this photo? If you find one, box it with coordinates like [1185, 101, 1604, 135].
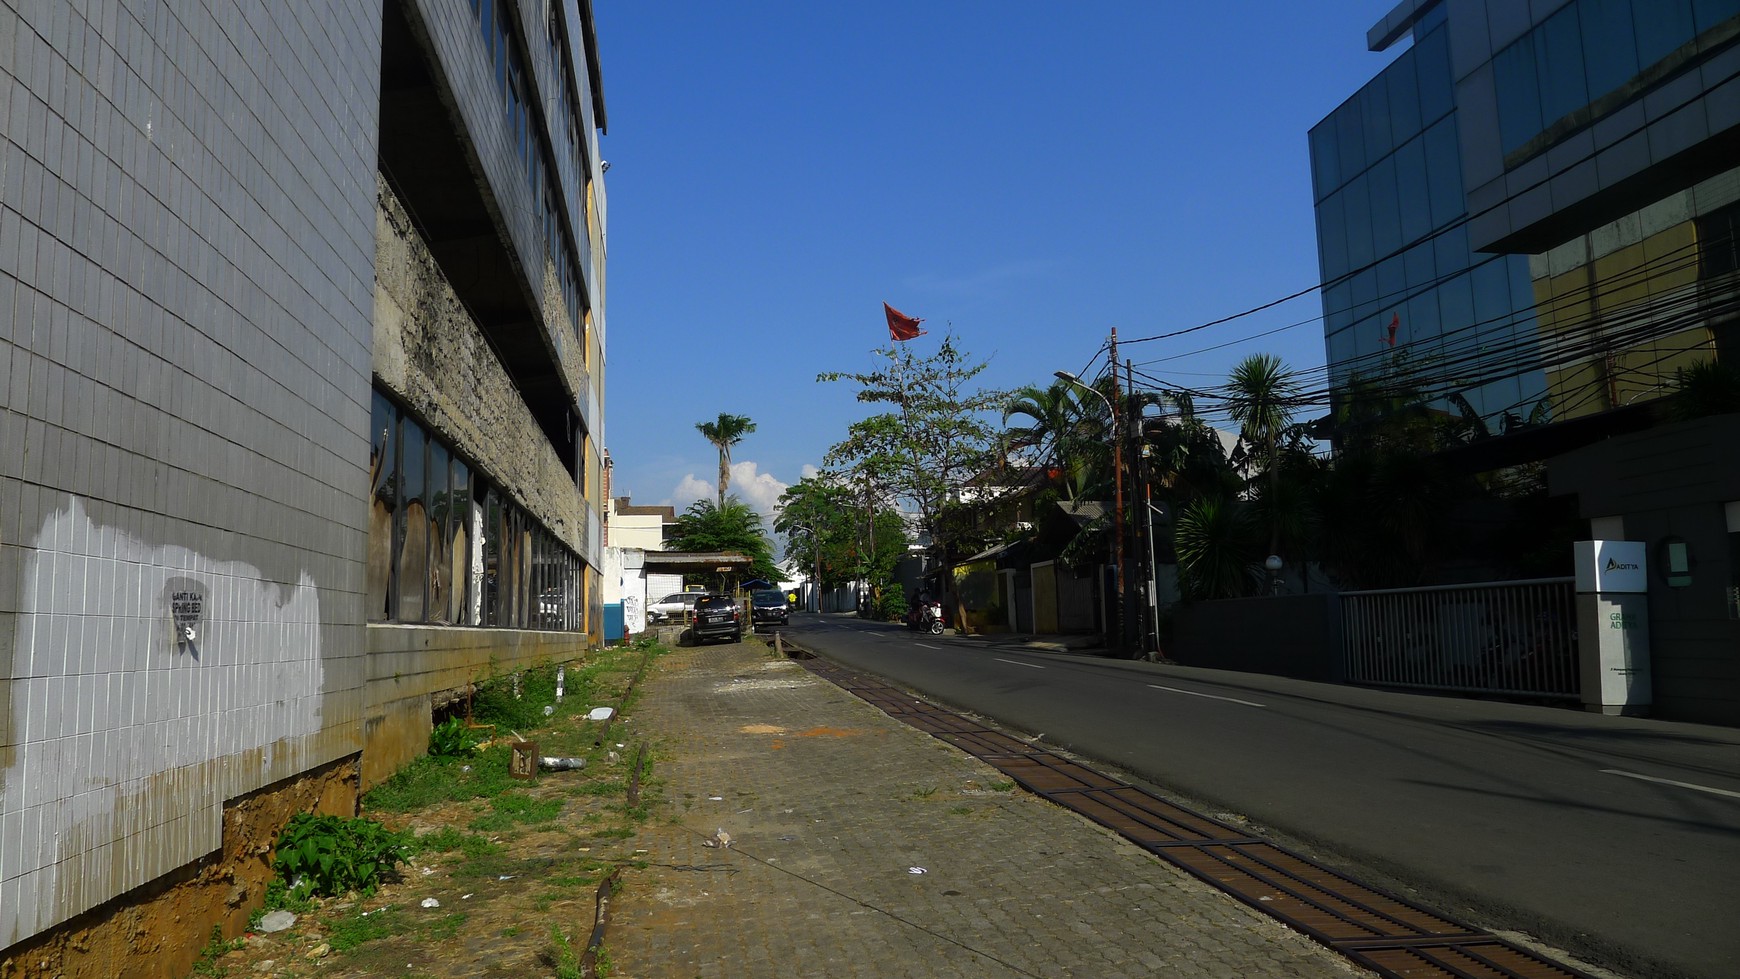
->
[0, 0, 607, 969]
[1311, 0, 1740, 724]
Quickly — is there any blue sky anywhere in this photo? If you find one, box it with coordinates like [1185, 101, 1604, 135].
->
[594, 3, 1404, 525]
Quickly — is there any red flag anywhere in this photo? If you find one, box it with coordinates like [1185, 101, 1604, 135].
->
[884, 302, 927, 342]
[1384, 313, 1399, 347]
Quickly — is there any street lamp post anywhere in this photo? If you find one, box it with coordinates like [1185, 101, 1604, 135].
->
[1056, 371, 1125, 651]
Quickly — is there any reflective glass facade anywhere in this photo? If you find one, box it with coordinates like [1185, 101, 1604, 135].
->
[1492, 0, 1740, 157]
[1310, 12, 1549, 431]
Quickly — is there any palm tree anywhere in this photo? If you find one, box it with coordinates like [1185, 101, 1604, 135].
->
[1224, 353, 1300, 558]
[1003, 381, 1093, 500]
[696, 413, 756, 507]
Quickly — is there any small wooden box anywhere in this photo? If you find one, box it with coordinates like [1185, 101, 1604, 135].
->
[509, 741, 539, 779]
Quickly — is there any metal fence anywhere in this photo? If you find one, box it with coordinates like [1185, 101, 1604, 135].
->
[1341, 577, 1580, 700]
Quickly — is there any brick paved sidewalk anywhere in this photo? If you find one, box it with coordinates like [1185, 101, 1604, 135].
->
[609, 644, 1369, 978]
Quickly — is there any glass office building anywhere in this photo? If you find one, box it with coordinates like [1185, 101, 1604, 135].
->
[1310, 5, 1548, 433]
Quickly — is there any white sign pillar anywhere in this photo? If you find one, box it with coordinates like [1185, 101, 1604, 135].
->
[1573, 540, 1652, 715]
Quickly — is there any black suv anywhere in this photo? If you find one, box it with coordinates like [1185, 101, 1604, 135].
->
[690, 594, 743, 644]
[750, 590, 790, 630]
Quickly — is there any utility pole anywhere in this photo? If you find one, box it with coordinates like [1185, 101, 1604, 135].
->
[1108, 329, 1125, 654]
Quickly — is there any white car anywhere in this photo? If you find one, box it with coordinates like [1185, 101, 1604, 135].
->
[647, 592, 703, 622]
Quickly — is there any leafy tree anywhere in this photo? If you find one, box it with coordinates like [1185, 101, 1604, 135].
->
[695, 413, 757, 507]
[775, 475, 908, 599]
[665, 498, 780, 587]
[820, 334, 1005, 629]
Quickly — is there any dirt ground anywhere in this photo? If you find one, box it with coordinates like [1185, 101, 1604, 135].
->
[192, 646, 669, 979]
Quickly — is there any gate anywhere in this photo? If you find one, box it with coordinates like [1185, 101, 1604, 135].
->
[1341, 578, 1579, 700]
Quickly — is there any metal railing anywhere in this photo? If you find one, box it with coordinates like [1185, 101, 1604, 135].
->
[1341, 577, 1579, 700]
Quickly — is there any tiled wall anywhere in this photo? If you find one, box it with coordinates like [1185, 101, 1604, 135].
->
[0, 0, 380, 949]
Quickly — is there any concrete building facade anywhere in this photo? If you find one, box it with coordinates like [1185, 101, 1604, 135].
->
[0, 0, 607, 970]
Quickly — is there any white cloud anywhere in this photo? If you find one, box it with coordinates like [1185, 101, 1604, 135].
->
[666, 460, 790, 527]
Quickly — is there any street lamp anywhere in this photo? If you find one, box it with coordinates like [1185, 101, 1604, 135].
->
[1264, 553, 1284, 596]
[1055, 370, 1126, 650]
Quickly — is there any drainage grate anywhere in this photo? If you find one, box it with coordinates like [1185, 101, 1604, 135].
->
[795, 654, 1602, 979]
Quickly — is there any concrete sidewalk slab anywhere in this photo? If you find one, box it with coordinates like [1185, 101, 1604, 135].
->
[610, 643, 1368, 978]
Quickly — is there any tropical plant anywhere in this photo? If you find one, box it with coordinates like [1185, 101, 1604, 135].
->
[272, 813, 411, 901]
[1002, 380, 1097, 501]
[665, 498, 780, 586]
[820, 334, 1006, 629]
[1668, 359, 1740, 420]
[1173, 497, 1261, 600]
[1224, 353, 1303, 565]
[695, 413, 757, 506]
[429, 716, 481, 757]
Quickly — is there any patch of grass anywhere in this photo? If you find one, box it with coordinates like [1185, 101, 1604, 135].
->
[567, 779, 628, 797]
[410, 826, 503, 858]
[426, 912, 468, 940]
[365, 748, 516, 812]
[328, 907, 412, 952]
[502, 925, 522, 938]
[468, 791, 563, 831]
[912, 786, 938, 799]
[949, 805, 972, 815]
[990, 780, 1017, 792]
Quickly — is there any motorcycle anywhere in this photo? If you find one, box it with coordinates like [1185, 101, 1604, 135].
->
[906, 599, 944, 635]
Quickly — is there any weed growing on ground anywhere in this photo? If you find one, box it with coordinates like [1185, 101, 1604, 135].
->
[551, 926, 581, 979]
[990, 780, 1017, 792]
[189, 925, 245, 976]
[409, 826, 503, 858]
[469, 791, 564, 831]
[273, 813, 411, 901]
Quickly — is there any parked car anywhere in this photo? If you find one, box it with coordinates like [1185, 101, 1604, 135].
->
[690, 594, 743, 644]
[750, 589, 790, 630]
[648, 592, 702, 622]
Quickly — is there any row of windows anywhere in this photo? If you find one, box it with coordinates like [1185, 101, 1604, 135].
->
[1493, 0, 1740, 156]
[468, 0, 593, 351]
[369, 390, 587, 631]
[1315, 117, 1465, 285]
[1309, 22, 1454, 203]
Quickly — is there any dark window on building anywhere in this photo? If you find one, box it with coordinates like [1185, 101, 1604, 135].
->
[368, 390, 396, 622]
[449, 456, 472, 625]
[429, 441, 453, 624]
[483, 488, 502, 626]
[1700, 202, 1740, 279]
[398, 414, 429, 623]
[1695, 0, 1740, 31]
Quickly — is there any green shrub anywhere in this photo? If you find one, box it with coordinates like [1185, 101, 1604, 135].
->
[272, 813, 411, 901]
[429, 716, 482, 757]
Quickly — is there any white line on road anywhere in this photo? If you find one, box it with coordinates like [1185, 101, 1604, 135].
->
[996, 658, 1045, 669]
[915, 643, 940, 649]
[1601, 769, 1740, 800]
[1147, 684, 1265, 707]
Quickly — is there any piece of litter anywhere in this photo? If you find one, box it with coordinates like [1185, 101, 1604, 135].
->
[497, 875, 517, 881]
[1259, 896, 1273, 902]
[908, 867, 927, 875]
[587, 707, 614, 721]
[257, 910, 296, 933]
[420, 898, 440, 909]
[543, 705, 555, 717]
[708, 796, 723, 801]
[419, 866, 435, 876]
[360, 906, 390, 917]
[461, 893, 473, 900]
[737, 808, 752, 814]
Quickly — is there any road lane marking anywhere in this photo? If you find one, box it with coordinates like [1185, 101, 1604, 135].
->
[1147, 684, 1265, 707]
[915, 643, 940, 649]
[1601, 769, 1740, 800]
[996, 658, 1045, 669]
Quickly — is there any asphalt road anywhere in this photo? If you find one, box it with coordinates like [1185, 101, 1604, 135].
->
[769, 613, 1740, 979]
